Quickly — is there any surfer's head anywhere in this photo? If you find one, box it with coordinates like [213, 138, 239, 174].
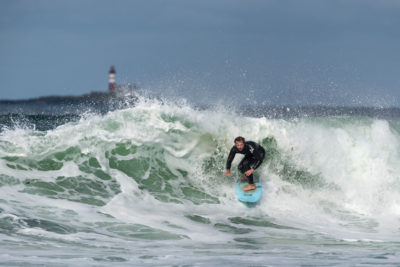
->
[234, 136, 245, 151]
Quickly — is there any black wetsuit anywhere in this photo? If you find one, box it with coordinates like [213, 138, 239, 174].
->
[226, 141, 266, 185]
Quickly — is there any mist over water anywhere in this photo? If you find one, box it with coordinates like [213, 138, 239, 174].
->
[1, 96, 400, 265]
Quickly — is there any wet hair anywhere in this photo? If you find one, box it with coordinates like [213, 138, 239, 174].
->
[234, 136, 245, 143]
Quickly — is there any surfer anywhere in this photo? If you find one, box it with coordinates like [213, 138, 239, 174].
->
[224, 136, 265, 191]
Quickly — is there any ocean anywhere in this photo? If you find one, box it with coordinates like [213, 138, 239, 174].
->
[1, 95, 400, 266]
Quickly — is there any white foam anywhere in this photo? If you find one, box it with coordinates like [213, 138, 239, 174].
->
[2, 98, 400, 245]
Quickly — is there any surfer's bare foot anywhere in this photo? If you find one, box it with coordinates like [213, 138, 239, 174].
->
[243, 184, 255, 191]
[240, 176, 248, 182]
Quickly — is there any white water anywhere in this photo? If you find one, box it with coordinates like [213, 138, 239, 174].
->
[1, 97, 400, 265]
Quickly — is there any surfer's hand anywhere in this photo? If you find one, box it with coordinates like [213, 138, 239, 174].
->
[224, 170, 231, 176]
[245, 168, 254, 176]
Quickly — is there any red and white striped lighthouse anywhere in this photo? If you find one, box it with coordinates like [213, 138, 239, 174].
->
[108, 66, 116, 92]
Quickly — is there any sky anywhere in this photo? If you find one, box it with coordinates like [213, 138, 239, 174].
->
[1, 0, 400, 107]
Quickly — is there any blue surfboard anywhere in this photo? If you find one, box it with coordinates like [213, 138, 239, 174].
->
[235, 178, 262, 203]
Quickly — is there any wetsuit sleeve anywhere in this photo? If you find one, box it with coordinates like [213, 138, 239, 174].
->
[251, 145, 265, 170]
[226, 146, 237, 170]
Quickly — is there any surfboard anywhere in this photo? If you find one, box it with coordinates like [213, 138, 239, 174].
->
[235, 178, 262, 203]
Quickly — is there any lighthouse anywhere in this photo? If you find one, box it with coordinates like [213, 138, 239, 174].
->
[108, 66, 116, 92]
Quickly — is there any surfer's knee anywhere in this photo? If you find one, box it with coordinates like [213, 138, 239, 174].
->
[238, 163, 245, 173]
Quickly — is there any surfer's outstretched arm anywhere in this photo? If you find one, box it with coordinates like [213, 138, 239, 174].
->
[225, 146, 237, 170]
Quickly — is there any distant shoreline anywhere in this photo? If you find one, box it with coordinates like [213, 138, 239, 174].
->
[0, 83, 139, 104]
[0, 91, 117, 104]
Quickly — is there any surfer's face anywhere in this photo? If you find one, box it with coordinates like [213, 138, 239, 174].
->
[235, 141, 245, 151]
